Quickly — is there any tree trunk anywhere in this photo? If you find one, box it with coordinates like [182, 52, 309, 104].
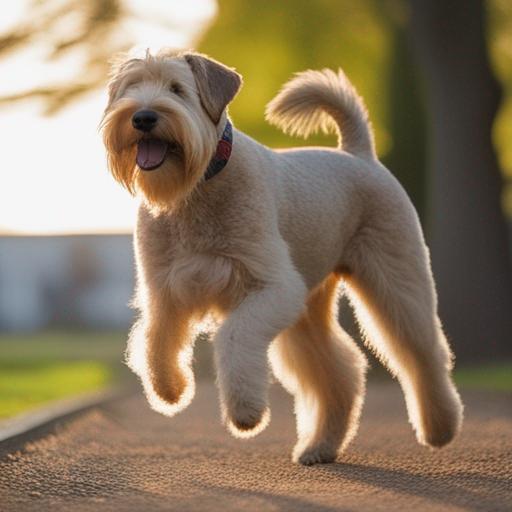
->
[383, 22, 427, 222]
[408, 0, 512, 361]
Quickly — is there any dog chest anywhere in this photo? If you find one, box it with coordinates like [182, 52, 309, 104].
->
[164, 251, 251, 311]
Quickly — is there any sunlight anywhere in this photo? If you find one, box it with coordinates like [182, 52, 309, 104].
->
[0, 0, 216, 235]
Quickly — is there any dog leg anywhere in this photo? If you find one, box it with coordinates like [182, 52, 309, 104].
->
[127, 293, 196, 417]
[214, 268, 306, 437]
[269, 274, 367, 465]
[345, 227, 463, 448]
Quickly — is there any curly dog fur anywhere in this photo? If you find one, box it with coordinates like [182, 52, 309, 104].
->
[101, 50, 463, 465]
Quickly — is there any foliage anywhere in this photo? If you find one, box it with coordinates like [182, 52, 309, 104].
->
[487, 0, 512, 214]
[199, 0, 393, 153]
[0, 0, 510, 216]
[198, 0, 432, 216]
[0, 0, 129, 114]
[455, 363, 512, 392]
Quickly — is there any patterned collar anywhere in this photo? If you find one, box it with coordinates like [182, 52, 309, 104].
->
[204, 120, 233, 181]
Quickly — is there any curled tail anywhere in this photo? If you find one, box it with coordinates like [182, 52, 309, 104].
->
[265, 69, 376, 161]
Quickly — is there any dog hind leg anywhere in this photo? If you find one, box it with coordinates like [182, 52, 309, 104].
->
[344, 225, 463, 448]
[269, 274, 368, 465]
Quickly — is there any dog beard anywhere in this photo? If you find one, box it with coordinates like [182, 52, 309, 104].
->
[102, 96, 218, 211]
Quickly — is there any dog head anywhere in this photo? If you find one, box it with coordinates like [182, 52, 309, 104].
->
[101, 50, 242, 210]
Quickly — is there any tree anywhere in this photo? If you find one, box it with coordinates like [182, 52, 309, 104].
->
[1, 0, 509, 360]
[0, 0, 128, 114]
[379, 1, 428, 221]
[409, 0, 512, 360]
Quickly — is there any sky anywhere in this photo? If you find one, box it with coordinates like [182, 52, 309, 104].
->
[0, 0, 216, 235]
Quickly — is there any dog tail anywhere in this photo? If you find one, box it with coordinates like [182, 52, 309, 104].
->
[265, 69, 376, 161]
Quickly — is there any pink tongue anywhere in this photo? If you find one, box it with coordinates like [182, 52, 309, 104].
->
[136, 139, 169, 170]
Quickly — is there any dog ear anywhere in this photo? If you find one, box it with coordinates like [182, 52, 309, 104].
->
[184, 53, 242, 124]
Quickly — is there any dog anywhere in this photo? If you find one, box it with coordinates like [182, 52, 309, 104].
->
[101, 50, 463, 465]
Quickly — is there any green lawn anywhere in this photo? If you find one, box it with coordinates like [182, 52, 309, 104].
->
[0, 331, 127, 419]
[454, 363, 512, 392]
[0, 330, 510, 421]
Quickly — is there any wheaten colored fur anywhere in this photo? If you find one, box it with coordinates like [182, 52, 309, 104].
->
[101, 50, 463, 465]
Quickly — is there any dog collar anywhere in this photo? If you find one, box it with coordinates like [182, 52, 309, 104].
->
[204, 120, 233, 181]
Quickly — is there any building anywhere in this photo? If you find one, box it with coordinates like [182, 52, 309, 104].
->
[0, 235, 134, 331]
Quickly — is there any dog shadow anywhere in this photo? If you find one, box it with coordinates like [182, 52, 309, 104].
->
[315, 462, 510, 511]
[190, 482, 347, 512]
[181, 460, 510, 512]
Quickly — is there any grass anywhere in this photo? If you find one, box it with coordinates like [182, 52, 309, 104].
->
[0, 361, 110, 418]
[0, 331, 127, 419]
[454, 363, 512, 392]
[0, 330, 510, 420]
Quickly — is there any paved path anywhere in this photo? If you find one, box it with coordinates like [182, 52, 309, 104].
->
[0, 382, 511, 511]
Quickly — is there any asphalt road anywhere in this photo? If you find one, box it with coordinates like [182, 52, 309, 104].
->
[0, 381, 511, 512]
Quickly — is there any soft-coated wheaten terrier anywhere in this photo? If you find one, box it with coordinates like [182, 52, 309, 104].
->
[101, 50, 463, 465]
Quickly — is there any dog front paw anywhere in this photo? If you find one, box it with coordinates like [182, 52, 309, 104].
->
[225, 399, 271, 438]
[150, 370, 188, 405]
[144, 367, 195, 417]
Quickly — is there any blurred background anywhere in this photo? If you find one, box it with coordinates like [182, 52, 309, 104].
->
[0, 0, 511, 419]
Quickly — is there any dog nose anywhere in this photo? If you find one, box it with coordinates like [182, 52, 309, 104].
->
[132, 110, 158, 132]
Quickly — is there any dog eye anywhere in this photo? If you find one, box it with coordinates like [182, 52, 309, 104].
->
[169, 82, 183, 95]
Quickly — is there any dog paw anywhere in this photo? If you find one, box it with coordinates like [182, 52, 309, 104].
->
[294, 443, 337, 466]
[420, 409, 461, 448]
[151, 371, 188, 405]
[416, 381, 463, 448]
[231, 409, 264, 431]
[225, 401, 271, 438]
[144, 370, 195, 418]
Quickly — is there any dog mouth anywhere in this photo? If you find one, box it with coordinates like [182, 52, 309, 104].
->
[136, 139, 180, 171]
